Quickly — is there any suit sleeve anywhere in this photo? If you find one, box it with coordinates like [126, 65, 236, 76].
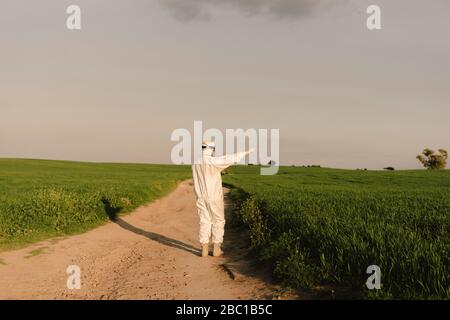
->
[209, 151, 249, 171]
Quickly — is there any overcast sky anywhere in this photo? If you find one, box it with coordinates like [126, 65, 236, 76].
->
[1, 0, 449, 169]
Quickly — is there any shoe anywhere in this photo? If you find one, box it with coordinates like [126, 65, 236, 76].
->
[213, 243, 223, 257]
[201, 243, 209, 257]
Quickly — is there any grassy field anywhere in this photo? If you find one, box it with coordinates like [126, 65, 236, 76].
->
[223, 166, 450, 299]
[2, 159, 449, 299]
[0, 159, 191, 250]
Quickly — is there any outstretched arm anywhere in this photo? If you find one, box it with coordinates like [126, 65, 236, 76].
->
[210, 148, 255, 171]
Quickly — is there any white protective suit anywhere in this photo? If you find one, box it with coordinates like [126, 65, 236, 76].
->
[192, 144, 251, 244]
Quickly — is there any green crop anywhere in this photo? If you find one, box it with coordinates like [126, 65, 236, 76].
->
[0, 159, 191, 250]
[223, 166, 450, 299]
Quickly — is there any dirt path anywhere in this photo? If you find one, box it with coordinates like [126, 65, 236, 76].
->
[0, 180, 294, 300]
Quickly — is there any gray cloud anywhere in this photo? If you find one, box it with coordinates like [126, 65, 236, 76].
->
[159, 0, 341, 22]
[159, 0, 211, 22]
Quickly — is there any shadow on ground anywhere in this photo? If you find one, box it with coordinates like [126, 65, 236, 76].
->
[101, 197, 201, 257]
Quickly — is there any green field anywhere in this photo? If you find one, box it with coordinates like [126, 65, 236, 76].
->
[1, 159, 449, 299]
[0, 159, 191, 250]
[223, 166, 450, 299]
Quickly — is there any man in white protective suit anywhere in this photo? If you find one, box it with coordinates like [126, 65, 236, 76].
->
[192, 141, 254, 257]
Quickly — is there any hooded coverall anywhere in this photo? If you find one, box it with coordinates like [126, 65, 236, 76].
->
[192, 150, 249, 244]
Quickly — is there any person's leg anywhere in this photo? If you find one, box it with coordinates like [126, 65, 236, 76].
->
[196, 199, 212, 257]
[209, 199, 225, 256]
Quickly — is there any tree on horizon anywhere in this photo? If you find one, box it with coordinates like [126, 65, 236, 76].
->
[416, 148, 448, 170]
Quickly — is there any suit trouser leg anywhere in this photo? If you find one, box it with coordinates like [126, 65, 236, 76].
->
[197, 199, 212, 244]
[208, 199, 225, 244]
